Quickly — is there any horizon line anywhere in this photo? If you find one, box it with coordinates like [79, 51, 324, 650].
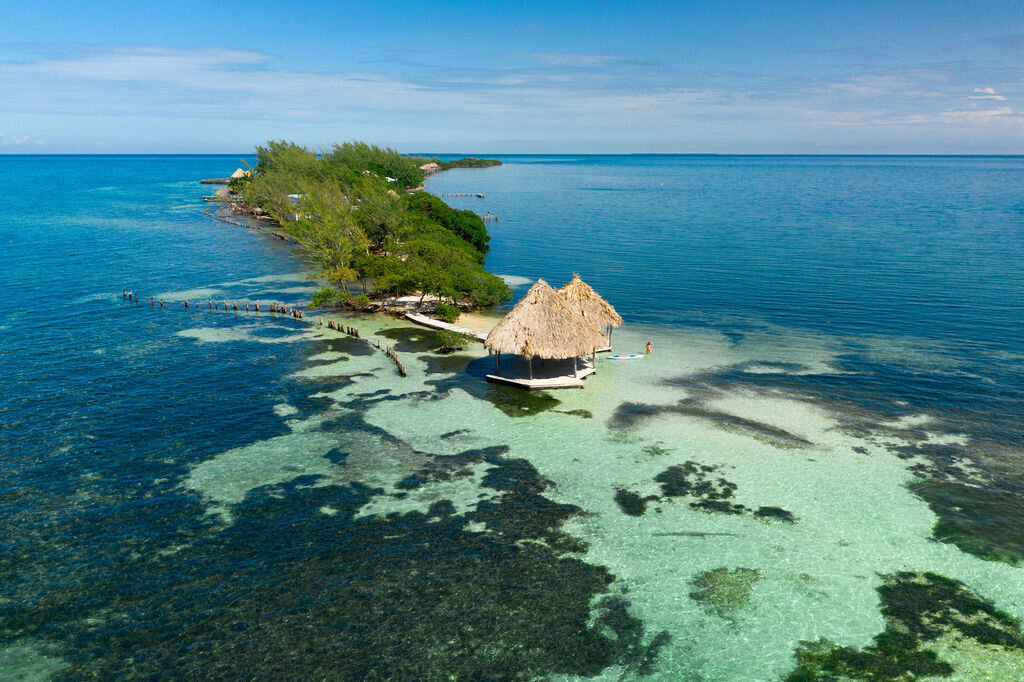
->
[2, 152, 1024, 158]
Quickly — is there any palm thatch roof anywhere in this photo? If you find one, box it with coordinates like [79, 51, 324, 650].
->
[485, 279, 608, 359]
[230, 168, 250, 179]
[559, 273, 623, 329]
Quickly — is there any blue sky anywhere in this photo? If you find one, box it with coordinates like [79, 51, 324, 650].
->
[1, 0, 1022, 153]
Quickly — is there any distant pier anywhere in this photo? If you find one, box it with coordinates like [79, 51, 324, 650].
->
[439, 193, 485, 198]
[116, 286, 408, 377]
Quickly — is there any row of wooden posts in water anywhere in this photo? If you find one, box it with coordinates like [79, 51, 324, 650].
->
[124, 289, 306, 318]
[120, 288, 407, 377]
[383, 345, 408, 377]
[324, 319, 358, 337]
[200, 206, 296, 243]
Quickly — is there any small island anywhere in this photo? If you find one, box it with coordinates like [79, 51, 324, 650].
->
[222, 140, 510, 320]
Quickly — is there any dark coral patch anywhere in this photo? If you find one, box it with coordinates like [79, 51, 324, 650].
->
[615, 459, 794, 523]
[787, 571, 1024, 680]
[2, 448, 671, 680]
[377, 326, 447, 353]
[609, 400, 812, 448]
[690, 567, 761, 620]
[917, 479, 1024, 566]
[556, 408, 593, 419]
[754, 506, 796, 523]
[614, 489, 652, 517]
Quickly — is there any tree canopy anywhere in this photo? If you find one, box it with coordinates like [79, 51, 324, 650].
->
[233, 141, 510, 310]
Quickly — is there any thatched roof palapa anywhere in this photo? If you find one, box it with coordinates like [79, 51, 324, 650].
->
[559, 273, 623, 329]
[485, 280, 608, 359]
[230, 168, 250, 179]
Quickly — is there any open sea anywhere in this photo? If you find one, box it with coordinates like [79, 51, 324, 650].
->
[1, 154, 1023, 680]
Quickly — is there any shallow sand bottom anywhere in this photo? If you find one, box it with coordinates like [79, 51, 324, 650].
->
[181, 314, 1024, 680]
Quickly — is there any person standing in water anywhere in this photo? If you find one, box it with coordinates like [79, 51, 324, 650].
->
[645, 341, 653, 354]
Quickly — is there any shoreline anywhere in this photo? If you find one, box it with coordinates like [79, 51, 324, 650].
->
[201, 157, 508, 322]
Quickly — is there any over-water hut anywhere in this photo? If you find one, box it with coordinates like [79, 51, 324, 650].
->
[558, 273, 622, 351]
[484, 279, 608, 389]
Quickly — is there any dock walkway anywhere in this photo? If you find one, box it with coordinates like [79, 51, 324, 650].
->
[486, 357, 596, 390]
[405, 312, 488, 342]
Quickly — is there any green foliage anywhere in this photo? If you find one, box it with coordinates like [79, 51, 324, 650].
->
[351, 180, 408, 254]
[227, 175, 249, 193]
[437, 329, 472, 352]
[353, 253, 418, 298]
[434, 302, 461, 323]
[439, 157, 503, 169]
[239, 139, 509, 310]
[407, 192, 490, 254]
[415, 156, 502, 170]
[311, 287, 340, 307]
[329, 141, 424, 188]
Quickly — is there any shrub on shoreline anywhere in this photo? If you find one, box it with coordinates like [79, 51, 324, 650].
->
[435, 302, 461, 323]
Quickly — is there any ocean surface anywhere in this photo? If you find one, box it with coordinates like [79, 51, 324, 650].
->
[1, 154, 1023, 680]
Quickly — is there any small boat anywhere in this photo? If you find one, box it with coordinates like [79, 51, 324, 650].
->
[607, 353, 643, 360]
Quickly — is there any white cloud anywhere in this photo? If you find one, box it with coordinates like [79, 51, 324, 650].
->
[969, 87, 1006, 100]
[902, 107, 1015, 124]
[0, 132, 32, 145]
[0, 44, 1020, 152]
[526, 52, 634, 68]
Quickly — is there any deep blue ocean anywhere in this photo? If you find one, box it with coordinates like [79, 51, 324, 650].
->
[434, 155, 1024, 452]
[1, 154, 1023, 680]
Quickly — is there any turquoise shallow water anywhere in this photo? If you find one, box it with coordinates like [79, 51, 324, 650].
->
[1, 155, 1023, 679]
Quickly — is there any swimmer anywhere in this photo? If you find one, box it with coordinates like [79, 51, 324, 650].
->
[645, 341, 652, 354]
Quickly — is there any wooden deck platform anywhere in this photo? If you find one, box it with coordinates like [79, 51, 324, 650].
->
[486, 357, 596, 390]
[404, 312, 488, 342]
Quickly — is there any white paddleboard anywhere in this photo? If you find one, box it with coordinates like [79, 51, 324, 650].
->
[607, 354, 644, 360]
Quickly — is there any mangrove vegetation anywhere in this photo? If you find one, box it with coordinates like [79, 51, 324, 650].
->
[231, 140, 511, 311]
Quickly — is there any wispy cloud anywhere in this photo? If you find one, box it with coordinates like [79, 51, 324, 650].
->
[900, 106, 1014, 123]
[969, 87, 1006, 100]
[0, 44, 1020, 152]
[0, 131, 34, 146]
[522, 52, 637, 68]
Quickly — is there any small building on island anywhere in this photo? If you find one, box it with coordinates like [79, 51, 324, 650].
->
[484, 279, 611, 390]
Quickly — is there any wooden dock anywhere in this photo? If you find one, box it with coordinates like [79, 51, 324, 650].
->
[486, 357, 596, 390]
[440, 193, 485, 198]
[404, 312, 488, 342]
